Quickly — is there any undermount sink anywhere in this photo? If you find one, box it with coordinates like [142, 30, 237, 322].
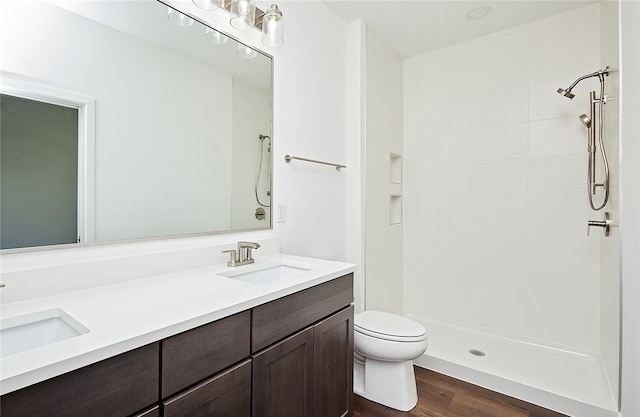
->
[219, 263, 315, 284]
[0, 309, 89, 358]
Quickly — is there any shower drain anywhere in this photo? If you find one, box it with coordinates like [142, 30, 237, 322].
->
[469, 349, 486, 357]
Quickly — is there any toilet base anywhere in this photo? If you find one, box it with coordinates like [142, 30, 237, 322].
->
[353, 354, 418, 411]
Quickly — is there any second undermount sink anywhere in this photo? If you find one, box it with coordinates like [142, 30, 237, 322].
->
[0, 309, 89, 358]
[219, 263, 316, 284]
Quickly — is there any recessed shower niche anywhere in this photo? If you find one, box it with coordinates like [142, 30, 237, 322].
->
[390, 153, 402, 225]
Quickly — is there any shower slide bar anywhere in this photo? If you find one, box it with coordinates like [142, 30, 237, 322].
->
[285, 154, 346, 171]
[557, 66, 610, 211]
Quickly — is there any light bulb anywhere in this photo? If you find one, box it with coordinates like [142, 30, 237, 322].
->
[237, 43, 258, 59]
[192, 0, 221, 10]
[167, 7, 194, 27]
[230, 0, 256, 31]
[261, 4, 284, 47]
[205, 27, 229, 44]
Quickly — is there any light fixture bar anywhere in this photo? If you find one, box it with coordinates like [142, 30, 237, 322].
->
[221, 0, 265, 29]
[191, 0, 283, 46]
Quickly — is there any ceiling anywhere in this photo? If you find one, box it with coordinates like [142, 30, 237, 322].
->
[324, 0, 597, 58]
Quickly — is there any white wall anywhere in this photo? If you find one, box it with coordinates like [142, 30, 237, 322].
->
[403, 4, 605, 351]
[619, 1, 640, 415]
[599, 0, 621, 403]
[364, 29, 404, 313]
[268, 1, 349, 261]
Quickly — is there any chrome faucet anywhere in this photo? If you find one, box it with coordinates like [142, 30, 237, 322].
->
[222, 241, 261, 267]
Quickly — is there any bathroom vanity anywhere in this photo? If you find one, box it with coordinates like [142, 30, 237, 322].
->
[0, 253, 356, 417]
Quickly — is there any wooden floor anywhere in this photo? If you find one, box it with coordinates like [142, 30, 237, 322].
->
[353, 366, 569, 417]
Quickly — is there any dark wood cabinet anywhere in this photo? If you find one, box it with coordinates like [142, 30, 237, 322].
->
[314, 305, 354, 417]
[253, 328, 315, 417]
[0, 343, 159, 417]
[1, 273, 354, 417]
[133, 405, 161, 417]
[252, 274, 354, 352]
[161, 310, 250, 398]
[163, 360, 251, 417]
[251, 273, 354, 417]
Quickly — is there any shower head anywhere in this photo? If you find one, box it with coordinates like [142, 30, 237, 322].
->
[557, 67, 609, 100]
[557, 87, 575, 100]
[579, 114, 592, 128]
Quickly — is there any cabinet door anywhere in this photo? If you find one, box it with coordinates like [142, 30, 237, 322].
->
[163, 360, 251, 417]
[252, 327, 314, 417]
[314, 306, 354, 417]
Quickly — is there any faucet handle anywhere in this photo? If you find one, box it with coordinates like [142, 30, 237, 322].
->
[587, 212, 612, 236]
[222, 249, 238, 267]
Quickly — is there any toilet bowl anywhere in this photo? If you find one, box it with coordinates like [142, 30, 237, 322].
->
[353, 311, 427, 411]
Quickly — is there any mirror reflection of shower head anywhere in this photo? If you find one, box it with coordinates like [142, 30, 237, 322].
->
[259, 134, 271, 152]
[579, 114, 592, 128]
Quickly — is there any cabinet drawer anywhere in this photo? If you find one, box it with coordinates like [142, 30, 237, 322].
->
[252, 274, 353, 352]
[161, 310, 250, 397]
[163, 359, 251, 417]
[0, 342, 159, 417]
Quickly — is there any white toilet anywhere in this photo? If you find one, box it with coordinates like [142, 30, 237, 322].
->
[353, 311, 428, 411]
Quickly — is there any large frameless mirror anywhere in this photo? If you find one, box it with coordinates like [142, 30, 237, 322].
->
[0, 0, 272, 251]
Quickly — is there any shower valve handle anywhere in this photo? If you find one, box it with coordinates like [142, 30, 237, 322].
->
[587, 212, 612, 237]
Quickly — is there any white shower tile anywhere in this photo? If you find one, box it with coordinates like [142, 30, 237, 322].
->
[527, 192, 590, 233]
[445, 25, 529, 98]
[528, 4, 601, 51]
[528, 154, 586, 193]
[405, 160, 449, 196]
[403, 187, 449, 227]
[404, 101, 450, 137]
[528, 4, 601, 85]
[449, 192, 528, 232]
[450, 88, 528, 132]
[529, 40, 601, 86]
[449, 123, 528, 162]
[449, 158, 527, 193]
[529, 116, 587, 156]
[404, 51, 451, 137]
[529, 79, 592, 121]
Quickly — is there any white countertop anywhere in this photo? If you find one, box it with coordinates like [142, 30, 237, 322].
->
[0, 254, 356, 395]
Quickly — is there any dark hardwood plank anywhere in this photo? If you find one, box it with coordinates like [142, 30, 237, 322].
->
[354, 367, 568, 417]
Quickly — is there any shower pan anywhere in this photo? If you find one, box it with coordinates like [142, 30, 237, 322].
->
[557, 67, 610, 211]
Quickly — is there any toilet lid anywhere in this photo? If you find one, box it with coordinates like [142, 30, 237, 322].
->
[354, 311, 427, 342]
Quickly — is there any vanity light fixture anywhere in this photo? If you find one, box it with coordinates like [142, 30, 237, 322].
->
[205, 27, 229, 44]
[230, 0, 256, 30]
[192, 0, 285, 47]
[167, 7, 195, 27]
[261, 4, 284, 47]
